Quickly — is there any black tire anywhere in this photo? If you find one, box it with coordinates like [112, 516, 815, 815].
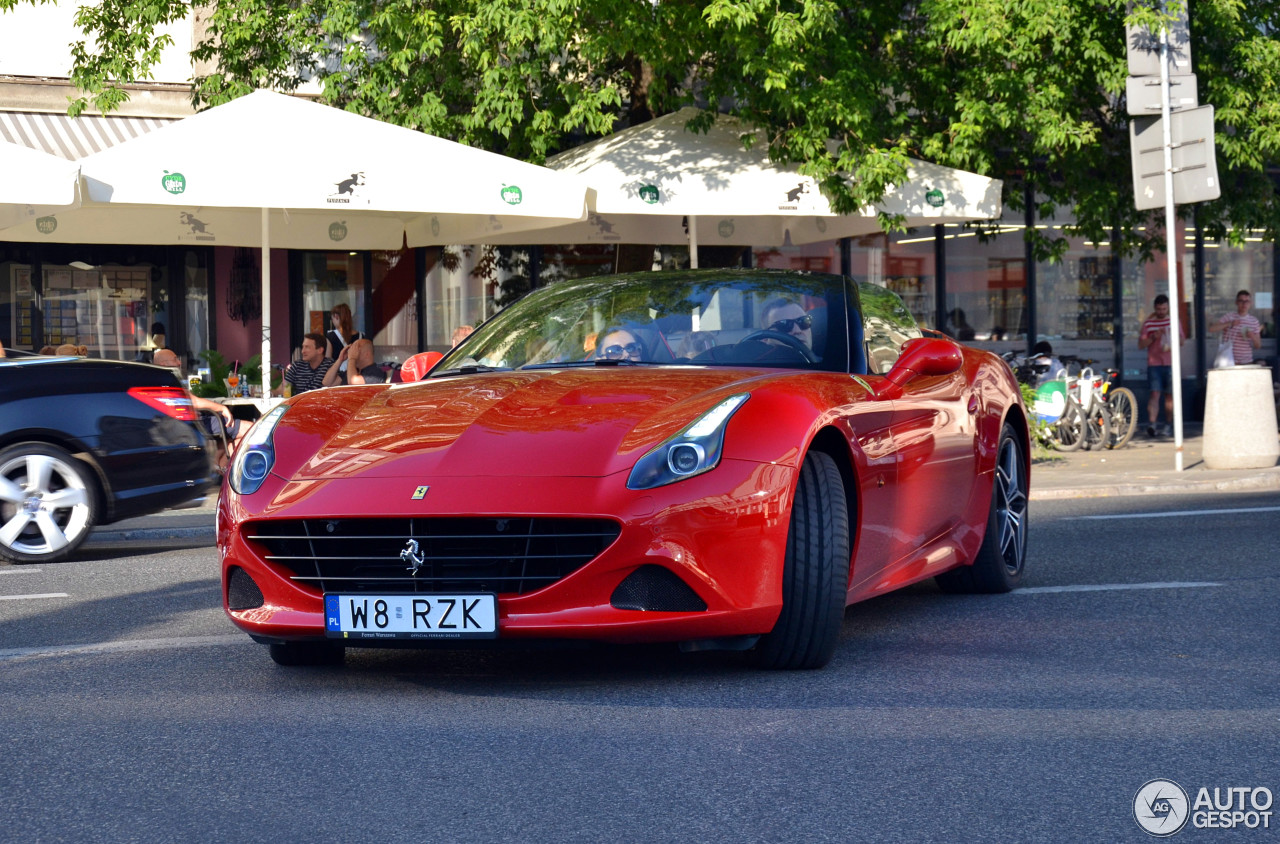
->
[1053, 396, 1086, 452]
[1081, 400, 1111, 451]
[752, 451, 850, 670]
[936, 423, 1028, 594]
[1105, 387, 1138, 449]
[268, 641, 346, 667]
[0, 442, 98, 565]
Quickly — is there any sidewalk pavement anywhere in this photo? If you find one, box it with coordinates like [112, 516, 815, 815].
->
[87, 424, 1280, 544]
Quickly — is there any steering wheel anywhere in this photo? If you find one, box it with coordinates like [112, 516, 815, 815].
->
[737, 329, 819, 364]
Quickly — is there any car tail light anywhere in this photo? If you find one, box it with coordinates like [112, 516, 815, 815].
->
[128, 386, 197, 421]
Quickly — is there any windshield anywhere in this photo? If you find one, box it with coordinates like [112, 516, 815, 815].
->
[433, 269, 850, 375]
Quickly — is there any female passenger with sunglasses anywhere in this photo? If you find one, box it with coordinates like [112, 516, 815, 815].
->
[596, 328, 645, 362]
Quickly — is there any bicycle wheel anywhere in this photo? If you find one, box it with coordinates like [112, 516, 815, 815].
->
[1105, 387, 1138, 449]
[1053, 397, 1086, 452]
[1082, 400, 1111, 451]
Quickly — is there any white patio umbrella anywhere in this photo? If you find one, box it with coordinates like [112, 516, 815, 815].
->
[0, 140, 81, 231]
[1, 90, 591, 396]
[484, 108, 1002, 265]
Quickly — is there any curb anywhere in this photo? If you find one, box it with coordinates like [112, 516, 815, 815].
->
[1031, 470, 1280, 500]
[86, 526, 216, 544]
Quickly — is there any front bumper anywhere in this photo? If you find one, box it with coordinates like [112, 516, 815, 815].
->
[219, 459, 796, 646]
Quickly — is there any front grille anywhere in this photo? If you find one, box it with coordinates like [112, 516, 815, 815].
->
[246, 517, 621, 596]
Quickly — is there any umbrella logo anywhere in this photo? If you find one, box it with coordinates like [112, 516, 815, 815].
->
[500, 185, 523, 205]
[816, 217, 828, 233]
[329, 221, 348, 242]
[925, 188, 946, 208]
[179, 212, 216, 241]
[587, 213, 620, 241]
[161, 171, 187, 195]
[639, 184, 660, 204]
[718, 219, 735, 239]
[431, 216, 441, 237]
[329, 172, 365, 204]
[35, 216, 58, 235]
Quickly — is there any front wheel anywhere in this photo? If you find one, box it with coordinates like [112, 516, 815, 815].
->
[1053, 397, 1086, 452]
[0, 443, 98, 565]
[936, 423, 1028, 593]
[1105, 387, 1138, 449]
[752, 451, 850, 670]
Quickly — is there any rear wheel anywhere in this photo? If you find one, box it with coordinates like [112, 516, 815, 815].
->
[1105, 387, 1138, 449]
[1053, 397, 1086, 452]
[936, 423, 1028, 593]
[268, 641, 346, 667]
[1081, 400, 1111, 451]
[0, 443, 97, 565]
[752, 451, 850, 670]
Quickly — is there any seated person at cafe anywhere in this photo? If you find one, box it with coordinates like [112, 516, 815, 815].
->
[322, 338, 386, 386]
[275, 333, 332, 396]
[153, 349, 245, 468]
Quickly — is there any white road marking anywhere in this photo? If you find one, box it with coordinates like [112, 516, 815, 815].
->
[0, 568, 41, 574]
[0, 634, 245, 662]
[0, 592, 69, 601]
[1018, 581, 1221, 594]
[1079, 506, 1280, 521]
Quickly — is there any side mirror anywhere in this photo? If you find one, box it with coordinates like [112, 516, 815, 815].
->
[880, 337, 964, 394]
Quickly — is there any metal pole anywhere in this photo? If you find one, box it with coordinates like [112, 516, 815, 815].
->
[1160, 6, 1185, 471]
[261, 207, 272, 400]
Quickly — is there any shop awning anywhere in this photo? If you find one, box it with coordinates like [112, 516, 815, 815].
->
[0, 111, 174, 160]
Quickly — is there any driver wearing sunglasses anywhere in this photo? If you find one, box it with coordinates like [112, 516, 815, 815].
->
[596, 328, 644, 362]
[761, 299, 814, 350]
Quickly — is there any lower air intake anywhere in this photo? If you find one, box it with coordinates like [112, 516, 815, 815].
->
[227, 566, 265, 610]
[611, 565, 707, 612]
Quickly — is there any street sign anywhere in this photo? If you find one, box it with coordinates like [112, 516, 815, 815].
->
[1130, 105, 1220, 210]
[1126, 74, 1198, 116]
[1126, 7, 1191, 77]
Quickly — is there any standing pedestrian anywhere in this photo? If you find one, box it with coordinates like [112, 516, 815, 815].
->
[276, 333, 332, 396]
[1217, 289, 1262, 366]
[325, 303, 366, 377]
[1138, 294, 1186, 437]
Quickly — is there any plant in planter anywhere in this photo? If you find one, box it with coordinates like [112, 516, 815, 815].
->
[190, 350, 280, 398]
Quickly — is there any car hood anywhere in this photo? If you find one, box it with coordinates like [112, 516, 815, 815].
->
[273, 367, 783, 481]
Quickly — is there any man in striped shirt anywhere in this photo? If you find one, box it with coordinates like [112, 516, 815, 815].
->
[278, 333, 332, 396]
[1218, 289, 1262, 366]
[1138, 294, 1185, 437]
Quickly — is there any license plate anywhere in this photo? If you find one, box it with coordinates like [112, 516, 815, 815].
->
[324, 594, 497, 640]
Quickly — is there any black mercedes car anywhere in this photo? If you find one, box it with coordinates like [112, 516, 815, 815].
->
[0, 355, 218, 564]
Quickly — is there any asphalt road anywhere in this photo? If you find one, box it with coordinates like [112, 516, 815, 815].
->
[2, 491, 1277, 843]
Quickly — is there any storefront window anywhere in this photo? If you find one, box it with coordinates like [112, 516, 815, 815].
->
[1200, 233, 1274, 367]
[301, 251, 367, 352]
[1121, 221, 1194, 381]
[1036, 227, 1120, 369]
[370, 249, 416, 365]
[4, 261, 167, 360]
[945, 214, 1028, 353]
[753, 242, 840, 276]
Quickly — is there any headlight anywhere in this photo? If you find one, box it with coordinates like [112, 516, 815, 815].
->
[228, 404, 288, 495]
[627, 394, 749, 490]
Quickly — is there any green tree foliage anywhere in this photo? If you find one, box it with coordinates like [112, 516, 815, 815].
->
[5, 0, 1280, 256]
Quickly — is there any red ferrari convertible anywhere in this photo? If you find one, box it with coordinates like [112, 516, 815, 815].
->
[219, 269, 1029, 669]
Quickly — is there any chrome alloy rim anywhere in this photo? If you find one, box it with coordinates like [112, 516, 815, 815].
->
[0, 453, 91, 555]
[994, 438, 1028, 575]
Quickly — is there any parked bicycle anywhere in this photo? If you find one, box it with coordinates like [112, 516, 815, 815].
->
[1058, 356, 1138, 450]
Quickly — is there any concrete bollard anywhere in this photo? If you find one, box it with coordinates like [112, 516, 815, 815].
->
[1202, 365, 1280, 469]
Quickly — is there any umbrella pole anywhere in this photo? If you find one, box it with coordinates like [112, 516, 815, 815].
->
[688, 215, 699, 269]
[261, 207, 271, 400]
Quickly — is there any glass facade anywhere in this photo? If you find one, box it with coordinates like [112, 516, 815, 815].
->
[0, 244, 211, 362]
